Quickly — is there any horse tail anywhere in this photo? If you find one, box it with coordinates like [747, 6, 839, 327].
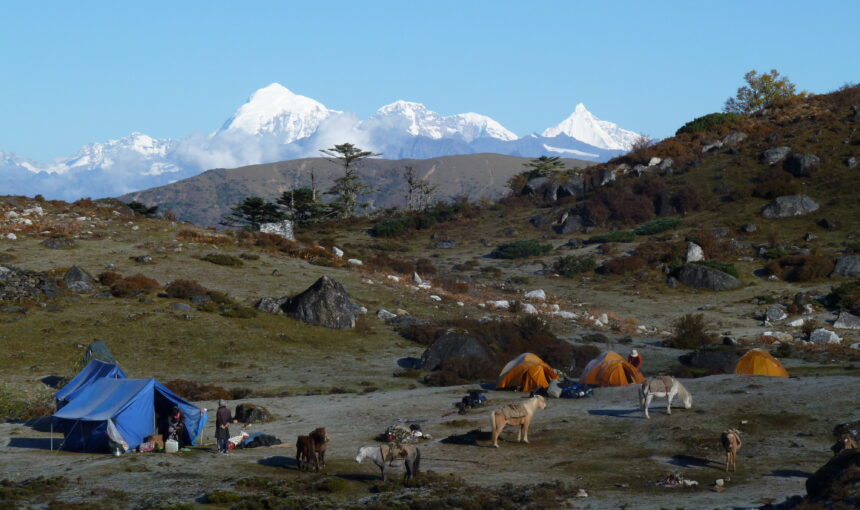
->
[413, 448, 421, 477]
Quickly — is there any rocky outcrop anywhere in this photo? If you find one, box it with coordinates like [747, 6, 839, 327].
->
[419, 330, 490, 371]
[259, 220, 295, 241]
[677, 263, 742, 291]
[831, 255, 860, 278]
[64, 266, 95, 293]
[234, 403, 274, 423]
[281, 276, 361, 330]
[0, 266, 58, 302]
[41, 237, 76, 249]
[761, 195, 820, 218]
[785, 153, 820, 177]
[760, 146, 791, 165]
[834, 311, 860, 330]
[804, 450, 860, 505]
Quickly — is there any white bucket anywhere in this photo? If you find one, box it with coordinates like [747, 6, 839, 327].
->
[165, 439, 179, 453]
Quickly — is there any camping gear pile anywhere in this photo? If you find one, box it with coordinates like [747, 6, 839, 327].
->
[546, 379, 593, 399]
[656, 471, 699, 488]
[381, 423, 431, 444]
[455, 389, 487, 413]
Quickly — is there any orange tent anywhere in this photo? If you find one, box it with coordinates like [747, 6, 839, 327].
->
[734, 348, 789, 377]
[496, 353, 558, 392]
[580, 351, 645, 387]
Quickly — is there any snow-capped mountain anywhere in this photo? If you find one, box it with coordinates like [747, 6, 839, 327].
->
[543, 103, 640, 151]
[364, 100, 518, 142]
[219, 83, 340, 143]
[0, 83, 639, 201]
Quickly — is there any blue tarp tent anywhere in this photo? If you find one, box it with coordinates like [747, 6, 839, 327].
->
[52, 378, 208, 452]
[55, 360, 127, 409]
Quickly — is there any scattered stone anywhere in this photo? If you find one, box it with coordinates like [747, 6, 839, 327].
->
[831, 255, 860, 278]
[331, 246, 344, 258]
[648, 157, 662, 166]
[677, 264, 742, 291]
[787, 318, 805, 327]
[413, 272, 423, 285]
[761, 195, 820, 218]
[259, 220, 295, 241]
[563, 238, 584, 249]
[599, 168, 616, 186]
[347, 258, 363, 265]
[435, 240, 456, 249]
[64, 266, 95, 293]
[169, 302, 193, 313]
[105, 263, 116, 270]
[722, 131, 748, 146]
[834, 311, 860, 330]
[429, 295, 442, 302]
[810, 328, 842, 344]
[133, 255, 154, 264]
[666, 276, 677, 288]
[41, 237, 76, 250]
[281, 276, 361, 330]
[376, 309, 397, 321]
[92, 292, 113, 299]
[785, 153, 820, 177]
[490, 300, 510, 310]
[765, 305, 788, 322]
[5, 233, 16, 240]
[554, 214, 583, 235]
[576, 489, 588, 498]
[234, 403, 273, 424]
[761, 146, 792, 165]
[387, 275, 400, 282]
[804, 233, 817, 241]
[846, 156, 858, 169]
[702, 140, 723, 153]
[686, 242, 705, 262]
[741, 223, 757, 233]
[524, 289, 546, 301]
[521, 303, 539, 315]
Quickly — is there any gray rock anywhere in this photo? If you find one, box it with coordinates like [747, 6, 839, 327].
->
[834, 311, 860, 330]
[435, 240, 456, 249]
[554, 214, 583, 235]
[41, 237, 76, 250]
[658, 158, 674, 171]
[702, 140, 723, 153]
[170, 302, 193, 312]
[234, 403, 273, 423]
[1, 306, 27, 314]
[255, 296, 288, 315]
[785, 153, 820, 177]
[846, 156, 857, 169]
[133, 255, 153, 264]
[376, 309, 397, 321]
[259, 220, 295, 241]
[810, 328, 842, 344]
[92, 292, 113, 299]
[722, 131, 748, 146]
[599, 168, 616, 186]
[64, 266, 95, 293]
[190, 294, 212, 306]
[282, 276, 361, 330]
[419, 330, 491, 370]
[564, 238, 584, 249]
[712, 227, 729, 238]
[677, 263, 742, 291]
[741, 223, 758, 233]
[765, 305, 788, 322]
[761, 146, 791, 165]
[831, 255, 860, 278]
[522, 177, 550, 197]
[666, 276, 677, 288]
[632, 164, 650, 177]
[761, 195, 820, 218]
[686, 242, 705, 262]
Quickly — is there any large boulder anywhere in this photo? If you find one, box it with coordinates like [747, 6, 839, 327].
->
[677, 263, 742, 291]
[761, 195, 820, 218]
[259, 220, 295, 241]
[686, 242, 704, 263]
[281, 276, 361, 329]
[678, 347, 744, 374]
[810, 328, 842, 344]
[554, 214, 583, 234]
[64, 266, 95, 293]
[419, 330, 490, 371]
[804, 450, 860, 504]
[722, 131, 747, 146]
[255, 296, 288, 315]
[784, 153, 820, 176]
[234, 403, 274, 423]
[834, 311, 860, 330]
[761, 146, 791, 165]
[831, 255, 860, 278]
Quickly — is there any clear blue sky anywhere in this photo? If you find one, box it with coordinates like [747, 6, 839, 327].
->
[1, 1, 857, 161]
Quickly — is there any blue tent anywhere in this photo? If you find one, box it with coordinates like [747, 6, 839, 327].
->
[53, 378, 208, 452]
[55, 360, 127, 409]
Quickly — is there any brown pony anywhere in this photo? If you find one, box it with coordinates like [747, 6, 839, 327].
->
[720, 429, 742, 472]
[309, 427, 330, 469]
[296, 435, 318, 471]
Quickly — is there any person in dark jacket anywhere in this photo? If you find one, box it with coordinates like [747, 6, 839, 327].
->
[628, 349, 643, 370]
[167, 406, 185, 446]
[215, 400, 232, 454]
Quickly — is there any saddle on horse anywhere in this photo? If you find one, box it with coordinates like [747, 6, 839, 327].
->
[646, 375, 674, 393]
[500, 403, 528, 420]
[380, 443, 410, 464]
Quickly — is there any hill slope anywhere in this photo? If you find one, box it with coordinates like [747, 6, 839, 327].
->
[120, 153, 590, 226]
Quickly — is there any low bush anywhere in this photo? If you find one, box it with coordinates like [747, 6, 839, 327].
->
[164, 379, 233, 401]
[165, 279, 208, 299]
[824, 281, 860, 314]
[844, 242, 860, 253]
[176, 229, 233, 245]
[666, 313, 718, 349]
[365, 253, 425, 275]
[693, 260, 739, 278]
[752, 169, 801, 199]
[671, 186, 704, 214]
[633, 217, 681, 236]
[604, 255, 648, 274]
[97, 271, 123, 286]
[586, 230, 635, 244]
[636, 240, 686, 266]
[239, 252, 260, 260]
[201, 253, 244, 267]
[221, 307, 257, 319]
[110, 274, 159, 297]
[676, 112, 742, 135]
[491, 240, 553, 259]
[369, 200, 479, 238]
[552, 255, 597, 277]
[765, 255, 835, 282]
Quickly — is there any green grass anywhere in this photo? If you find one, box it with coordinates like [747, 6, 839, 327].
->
[633, 218, 681, 236]
[692, 260, 740, 278]
[586, 230, 635, 244]
[201, 253, 244, 267]
[490, 240, 553, 259]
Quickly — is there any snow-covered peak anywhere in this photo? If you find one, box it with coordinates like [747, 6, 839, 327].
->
[219, 83, 339, 142]
[368, 101, 517, 142]
[542, 103, 640, 151]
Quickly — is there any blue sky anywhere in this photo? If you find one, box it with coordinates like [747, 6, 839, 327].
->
[1, 1, 857, 161]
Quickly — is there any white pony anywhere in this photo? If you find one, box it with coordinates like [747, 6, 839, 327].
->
[638, 375, 692, 419]
[355, 444, 420, 481]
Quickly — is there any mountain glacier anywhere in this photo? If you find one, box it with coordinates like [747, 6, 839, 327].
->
[0, 84, 639, 200]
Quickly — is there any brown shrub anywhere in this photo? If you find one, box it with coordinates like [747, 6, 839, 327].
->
[578, 199, 611, 226]
[439, 279, 471, 295]
[97, 271, 123, 286]
[176, 229, 234, 245]
[415, 258, 437, 276]
[632, 174, 669, 199]
[604, 255, 648, 274]
[766, 255, 836, 282]
[165, 279, 209, 299]
[753, 169, 801, 199]
[636, 240, 686, 266]
[666, 313, 718, 349]
[164, 379, 234, 401]
[672, 186, 703, 214]
[365, 254, 417, 275]
[110, 274, 160, 297]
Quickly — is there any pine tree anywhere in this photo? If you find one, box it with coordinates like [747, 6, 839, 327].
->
[221, 196, 286, 230]
[320, 143, 380, 218]
[522, 155, 565, 179]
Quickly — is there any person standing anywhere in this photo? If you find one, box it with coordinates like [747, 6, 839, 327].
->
[215, 400, 232, 454]
[166, 406, 185, 447]
[628, 349, 643, 370]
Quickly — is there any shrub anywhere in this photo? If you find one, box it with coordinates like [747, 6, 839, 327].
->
[164, 379, 233, 401]
[765, 255, 835, 282]
[316, 477, 349, 493]
[762, 247, 789, 260]
[165, 279, 208, 299]
[97, 271, 123, 286]
[365, 253, 419, 275]
[825, 281, 860, 314]
[604, 255, 648, 274]
[845, 242, 860, 254]
[633, 218, 681, 236]
[753, 169, 801, 199]
[668, 313, 717, 349]
[676, 112, 742, 135]
[239, 252, 260, 260]
[176, 229, 234, 244]
[370, 217, 411, 237]
[586, 230, 635, 244]
[201, 253, 244, 267]
[110, 274, 159, 297]
[693, 260, 739, 278]
[221, 307, 257, 319]
[636, 240, 686, 266]
[552, 255, 597, 277]
[491, 240, 553, 259]
[672, 186, 703, 214]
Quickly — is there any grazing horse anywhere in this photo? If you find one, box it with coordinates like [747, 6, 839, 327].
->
[721, 429, 742, 472]
[309, 427, 330, 469]
[355, 445, 420, 481]
[296, 434, 318, 471]
[490, 395, 547, 448]
[638, 375, 692, 419]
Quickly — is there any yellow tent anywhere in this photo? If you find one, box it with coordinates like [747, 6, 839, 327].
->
[496, 353, 559, 392]
[580, 351, 645, 387]
[734, 348, 789, 377]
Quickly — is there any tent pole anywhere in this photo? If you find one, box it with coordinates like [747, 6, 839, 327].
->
[51, 422, 53, 451]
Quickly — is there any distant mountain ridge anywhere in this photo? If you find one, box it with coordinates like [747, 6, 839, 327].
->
[0, 83, 639, 201]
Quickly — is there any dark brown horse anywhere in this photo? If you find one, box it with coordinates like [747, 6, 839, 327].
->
[310, 427, 330, 469]
[296, 428, 330, 472]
